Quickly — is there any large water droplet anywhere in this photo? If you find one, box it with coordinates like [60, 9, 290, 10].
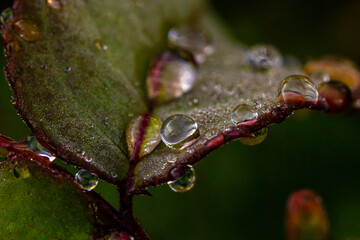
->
[13, 19, 40, 42]
[25, 135, 56, 162]
[239, 128, 268, 146]
[168, 27, 213, 64]
[246, 44, 283, 69]
[47, 0, 65, 10]
[146, 49, 198, 104]
[0, 8, 12, 25]
[279, 75, 318, 104]
[13, 165, 31, 179]
[75, 169, 98, 191]
[167, 165, 196, 193]
[160, 114, 200, 150]
[126, 115, 162, 158]
[230, 104, 258, 125]
[318, 81, 352, 113]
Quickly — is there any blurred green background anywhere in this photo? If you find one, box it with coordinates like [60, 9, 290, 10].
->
[1, 0, 360, 239]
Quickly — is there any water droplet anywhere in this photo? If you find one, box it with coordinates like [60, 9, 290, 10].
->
[74, 169, 98, 191]
[94, 39, 108, 51]
[84, 156, 92, 162]
[168, 27, 213, 64]
[25, 134, 56, 162]
[126, 115, 162, 158]
[47, 0, 65, 10]
[239, 128, 268, 146]
[167, 165, 196, 193]
[318, 81, 352, 113]
[13, 19, 40, 42]
[146, 49, 198, 104]
[108, 232, 134, 240]
[160, 114, 200, 150]
[246, 44, 283, 69]
[230, 104, 258, 125]
[111, 172, 118, 178]
[64, 66, 71, 72]
[13, 165, 31, 179]
[0, 8, 12, 25]
[279, 75, 318, 104]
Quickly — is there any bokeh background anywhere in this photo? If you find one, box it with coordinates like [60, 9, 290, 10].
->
[1, 0, 360, 239]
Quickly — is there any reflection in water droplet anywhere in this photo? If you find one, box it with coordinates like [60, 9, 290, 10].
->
[230, 104, 258, 125]
[47, 0, 65, 10]
[167, 165, 196, 193]
[26, 135, 56, 162]
[64, 66, 71, 72]
[168, 27, 213, 64]
[239, 128, 268, 146]
[160, 114, 199, 150]
[126, 115, 162, 158]
[13, 165, 31, 179]
[247, 44, 283, 69]
[146, 49, 198, 104]
[0, 8, 12, 25]
[75, 169, 98, 191]
[279, 75, 318, 104]
[109, 231, 134, 240]
[13, 19, 40, 42]
[94, 39, 108, 51]
[318, 81, 352, 113]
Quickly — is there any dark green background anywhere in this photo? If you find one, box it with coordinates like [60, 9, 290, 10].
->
[1, 1, 359, 239]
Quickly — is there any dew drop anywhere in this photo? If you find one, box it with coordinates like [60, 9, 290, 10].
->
[160, 114, 200, 150]
[246, 44, 283, 69]
[318, 81, 352, 113]
[64, 66, 71, 72]
[13, 165, 31, 179]
[167, 165, 196, 193]
[279, 75, 318, 104]
[0, 8, 12, 25]
[126, 115, 162, 158]
[146, 49, 198, 104]
[239, 128, 268, 146]
[10, 94, 17, 104]
[47, 0, 65, 10]
[13, 19, 40, 42]
[25, 134, 56, 162]
[168, 27, 213, 64]
[94, 39, 108, 51]
[111, 172, 118, 178]
[74, 169, 98, 191]
[108, 232, 134, 240]
[230, 104, 258, 125]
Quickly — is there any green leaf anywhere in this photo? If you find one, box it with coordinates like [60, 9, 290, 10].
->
[0, 157, 115, 239]
[2, 0, 204, 183]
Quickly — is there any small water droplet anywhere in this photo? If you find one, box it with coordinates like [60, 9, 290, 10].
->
[10, 94, 17, 104]
[168, 27, 213, 64]
[111, 172, 118, 178]
[75, 169, 98, 191]
[13, 165, 31, 179]
[94, 39, 108, 51]
[108, 232, 134, 240]
[13, 19, 40, 42]
[64, 66, 71, 72]
[146, 49, 198, 104]
[0, 8, 12, 25]
[318, 81, 352, 113]
[279, 75, 318, 104]
[126, 115, 162, 158]
[230, 104, 258, 125]
[246, 44, 283, 69]
[167, 165, 196, 193]
[239, 128, 268, 146]
[84, 156, 92, 162]
[25, 134, 56, 162]
[160, 114, 200, 150]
